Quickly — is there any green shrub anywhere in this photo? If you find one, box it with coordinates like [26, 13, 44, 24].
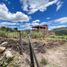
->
[10, 63, 20, 67]
[0, 31, 7, 37]
[22, 32, 28, 38]
[40, 58, 48, 65]
[49, 35, 55, 38]
[0, 56, 13, 67]
[32, 31, 44, 38]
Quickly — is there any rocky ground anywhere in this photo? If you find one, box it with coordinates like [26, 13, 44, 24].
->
[0, 37, 67, 67]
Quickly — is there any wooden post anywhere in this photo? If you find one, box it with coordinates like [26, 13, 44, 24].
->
[28, 34, 35, 67]
[28, 29, 40, 67]
[18, 31, 23, 55]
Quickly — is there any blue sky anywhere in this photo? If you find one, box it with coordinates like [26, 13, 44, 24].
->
[0, 0, 67, 30]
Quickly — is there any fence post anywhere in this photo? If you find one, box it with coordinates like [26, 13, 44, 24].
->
[18, 31, 23, 55]
[29, 34, 35, 67]
[28, 30, 40, 67]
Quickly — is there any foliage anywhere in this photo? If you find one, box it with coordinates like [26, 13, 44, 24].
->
[32, 31, 44, 39]
[0, 56, 13, 67]
[0, 31, 7, 37]
[48, 35, 67, 40]
[10, 63, 20, 67]
[51, 27, 67, 35]
[0, 27, 14, 32]
[21, 31, 28, 38]
[0, 26, 67, 40]
[40, 58, 48, 65]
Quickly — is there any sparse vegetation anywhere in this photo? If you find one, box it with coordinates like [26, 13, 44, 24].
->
[0, 26, 67, 67]
[40, 58, 48, 65]
[32, 31, 44, 39]
[0, 27, 44, 39]
[51, 27, 67, 35]
[0, 27, 67, 41]
[48, 35, 67, 40]
[9, 63, 20, 67]
[0, 56, 13, 67]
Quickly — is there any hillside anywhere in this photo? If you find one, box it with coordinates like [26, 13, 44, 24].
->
[51, 27, 67, 35]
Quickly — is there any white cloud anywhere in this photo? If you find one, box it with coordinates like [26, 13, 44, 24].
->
[20, 17, 67, 30]
[32, 20, 48, 26]
[45, 17, 67, 30]
[0, 22, 17, 27]
[32, 20, 40, 26]
[32, 20, 40, 23]
[17, 23, 32, 30]
[0, 4, 30, 22]
[21, 0, 63, 14]
[55, 17, 67, 23]
[40, 22, 48, 25]
[49, 25, 67, 30]
[56, 1, 63, 11]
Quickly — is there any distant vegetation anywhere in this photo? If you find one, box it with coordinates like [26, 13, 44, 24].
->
[0, 27, 19, 38]
[0, 27, 67, 40]
[48, 27, 67, 40]
[0, 27, 44, 39]
[51, 27, 67, 35]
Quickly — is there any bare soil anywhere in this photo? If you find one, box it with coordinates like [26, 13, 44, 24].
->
[0, 37, 67, 67]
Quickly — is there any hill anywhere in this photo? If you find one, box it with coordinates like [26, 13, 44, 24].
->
[51, 27, 67, 35]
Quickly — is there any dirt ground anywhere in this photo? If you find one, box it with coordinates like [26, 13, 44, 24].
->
[41, 42, 67, 67]
[30, 40, 67, 67]
[0, 37, 67, 67]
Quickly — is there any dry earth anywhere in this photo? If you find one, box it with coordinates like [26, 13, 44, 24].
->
[0, 37, 67, 67]
[44, 42, 67, 67]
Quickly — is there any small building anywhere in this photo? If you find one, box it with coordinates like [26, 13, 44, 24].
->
[32, 24, 48, 34]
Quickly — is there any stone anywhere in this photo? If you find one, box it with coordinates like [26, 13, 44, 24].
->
[4, 50, 13, 59]
[1, 41, 8, 46]
[0, 47, 6, 53]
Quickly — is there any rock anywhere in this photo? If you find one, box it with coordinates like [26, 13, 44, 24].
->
[0, 47, 6, 53]
[4, 50, 13, 59]
[1, 41, 8, 46]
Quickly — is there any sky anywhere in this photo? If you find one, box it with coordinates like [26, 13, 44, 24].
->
[0, 0, 67, 30]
